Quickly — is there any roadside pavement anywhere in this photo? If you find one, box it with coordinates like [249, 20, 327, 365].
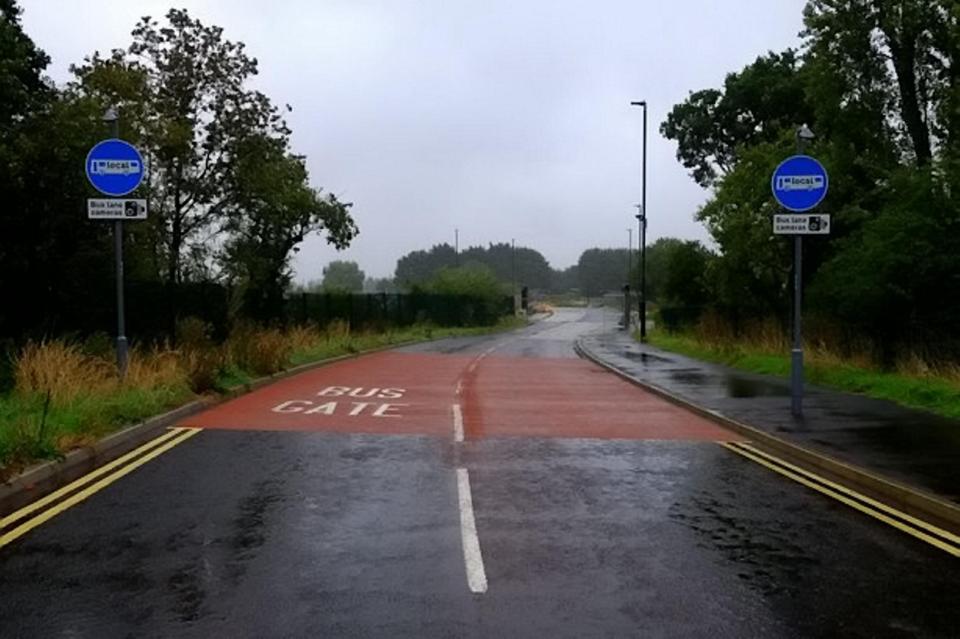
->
[579, 329, 960, 506]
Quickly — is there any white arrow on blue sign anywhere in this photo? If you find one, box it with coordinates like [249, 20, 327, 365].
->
[85, 138, 145, 197]
[771, 155, 829, 212]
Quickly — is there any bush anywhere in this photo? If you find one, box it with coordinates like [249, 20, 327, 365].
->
[658, 306, 704, 332]
[175, 317, 224, 392]
[227, 323, 292, 376]
[423, 264, 510, 326]
[175, 316, 215, 349]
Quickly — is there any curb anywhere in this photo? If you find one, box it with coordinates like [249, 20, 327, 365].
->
[574, 337, 960, 534]
[0, 329, 510, 518]
[0, 398, 212, 516]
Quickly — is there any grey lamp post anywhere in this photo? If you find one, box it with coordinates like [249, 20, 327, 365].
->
[630, 100, 648, 340]
[791, 123, 816, 417]
[103, 106, 128, 379]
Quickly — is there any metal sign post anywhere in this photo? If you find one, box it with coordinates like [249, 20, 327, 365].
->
[86, 108, 146, 379]
[771, 126, 829, 417]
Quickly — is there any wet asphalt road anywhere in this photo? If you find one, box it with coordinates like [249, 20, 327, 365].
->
[1, 309, 959, 638]
[584, 330, 960, 503]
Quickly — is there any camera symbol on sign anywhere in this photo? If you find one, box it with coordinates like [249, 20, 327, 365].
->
[808, 216, 822, 231]
[124, 201, 142, 217]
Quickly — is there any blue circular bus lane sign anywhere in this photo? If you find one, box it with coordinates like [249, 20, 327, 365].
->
[771, 155, 829, 212]
[85, 139, 145, 197]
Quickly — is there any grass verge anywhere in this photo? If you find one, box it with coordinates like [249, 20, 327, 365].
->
[0, 316, 527, 474]
[648, 331, 960, 420]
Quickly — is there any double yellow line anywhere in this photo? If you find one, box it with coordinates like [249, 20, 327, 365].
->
[723, 441, 960, 557]
[0, 427, 201, 549]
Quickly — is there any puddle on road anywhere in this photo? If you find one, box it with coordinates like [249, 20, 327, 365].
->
[727, 377, 789, 398]
[669, 370, 710, 385]
[666, 370, 789, 398]
[621, 351, 673, 365]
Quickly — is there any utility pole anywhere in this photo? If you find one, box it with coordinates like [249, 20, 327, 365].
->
[631, 100, 648, 341]
[104, 106, 128, 379]
[455, 228, 459, 267]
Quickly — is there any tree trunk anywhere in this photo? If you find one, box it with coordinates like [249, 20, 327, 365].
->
[168, 212, 182, 285]
[168, 161, 184, 285]
[883, 20, 933, 166]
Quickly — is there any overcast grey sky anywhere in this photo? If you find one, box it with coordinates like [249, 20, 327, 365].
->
[23, 0, 807, 280]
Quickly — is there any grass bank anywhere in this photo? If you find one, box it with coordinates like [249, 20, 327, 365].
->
[647, 330, 960, 420]
[0, 317, 525, 474]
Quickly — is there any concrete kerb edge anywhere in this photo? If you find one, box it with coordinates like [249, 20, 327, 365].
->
[0, 329, 507, 517]
[574, 338, 960, 532]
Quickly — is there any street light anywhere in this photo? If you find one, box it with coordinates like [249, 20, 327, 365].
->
[630, 100, 648, 341]
[102, 106, 118, 125]
[797, 123, 815, 149]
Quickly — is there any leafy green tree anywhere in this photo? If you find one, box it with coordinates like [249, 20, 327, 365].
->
[809, 167, 960, 362]
[71, 8, 291, 284]
[426, 264, 503, 297]
[550, 265, 579, 293]
[658, 0, 960, 358]
[662, 241, 713, 308]
[0, 2, 116, 338]
[577, 248, 632, 296]
[803, 0, 950, 167]
[364, 277, 397, 293]
[321, 260, 365, 293]
[395, 242, 554, 290]
[395, 244, 458, 286]
[637, 237, 684, 303]
[661, 50, 814, 188]
[424, 264, 508, 325]
[0, 0, 50, 130]
[460, 243, 554, 290]
[221, 135, 357, 320]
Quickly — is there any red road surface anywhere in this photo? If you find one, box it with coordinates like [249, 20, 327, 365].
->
[183, 350, 737, 442]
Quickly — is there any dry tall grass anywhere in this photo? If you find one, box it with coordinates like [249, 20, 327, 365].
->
[286, 324, 327, 354]
[226, 324, 292, 376]
[14, 341, 189, 405]
[12, 319, 440, 410]
[686, 311, 956, 382]
[15, 341, 116, 404]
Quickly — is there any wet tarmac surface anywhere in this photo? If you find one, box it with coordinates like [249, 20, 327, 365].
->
[1, 309, 959, 637]
[584, 327, 960, 503]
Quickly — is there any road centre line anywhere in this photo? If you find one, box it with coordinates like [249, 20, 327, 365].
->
[465, 346, 496, 375]
[452, 404, 464, 442]
[0, 426, 188, 531]
[722, 442, 960, 557]
[0, 428, 202, 550]
[456, 468, 488, 593]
